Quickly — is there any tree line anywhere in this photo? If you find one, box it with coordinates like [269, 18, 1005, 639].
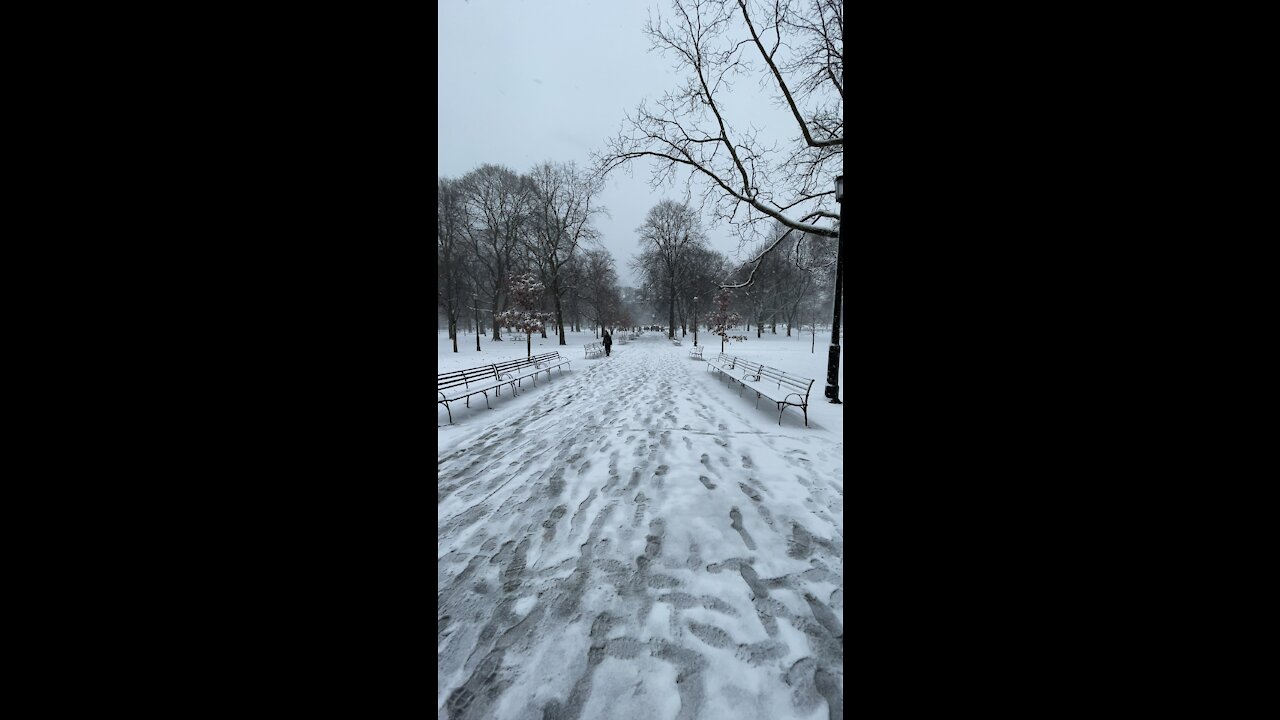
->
[437, 161, 627, 352]
[629, 201, 838, 343]
[439, 175, 838, 354]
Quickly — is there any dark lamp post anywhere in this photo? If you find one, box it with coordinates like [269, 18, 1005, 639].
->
[824, 175, 844, 404]
[693, 296, 698, 347]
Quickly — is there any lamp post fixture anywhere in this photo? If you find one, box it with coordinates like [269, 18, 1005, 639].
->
[824, 175, 844, 404]
[693, 296, 698, 347]
[474, 293, 481, 352]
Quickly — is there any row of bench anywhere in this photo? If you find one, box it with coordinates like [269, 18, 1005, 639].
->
[706, 353, 815, 427]
[437, 351, 571, 424]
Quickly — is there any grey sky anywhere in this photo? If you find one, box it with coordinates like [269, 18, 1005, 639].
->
[438, 0, 790, 288]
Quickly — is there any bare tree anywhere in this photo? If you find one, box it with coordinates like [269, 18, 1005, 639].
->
[495, 273, 555, 358]
[779, 225, 835, 335]
[524, 161, 606, 345]
[707, 285, 747, 353]
[631, 200, 706, 339]
[438, 177, 470, 353]
[595, 0, 842, 284]
[561, 252, 587, 332]
[578, 248, 621, 338]
[673, 244, 727, 337]
[460, 164, 534, 341]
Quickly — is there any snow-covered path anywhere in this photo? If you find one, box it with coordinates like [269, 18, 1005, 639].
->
[438, 333, 844, 720]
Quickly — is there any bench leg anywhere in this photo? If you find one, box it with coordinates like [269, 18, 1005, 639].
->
[441, 400, 453, 424]
[777, 403, 785, 426]
[482, 390, 492, 410]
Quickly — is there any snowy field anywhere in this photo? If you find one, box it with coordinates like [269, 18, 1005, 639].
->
[438, 327, 844, 720]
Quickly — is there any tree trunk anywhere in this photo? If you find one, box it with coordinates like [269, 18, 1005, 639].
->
[491, 292, 501, 338]
[556, 295, 566, 345]
[527, 334, 531, 358]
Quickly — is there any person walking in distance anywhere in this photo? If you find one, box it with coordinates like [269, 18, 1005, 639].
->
[602, 328, 612, 357]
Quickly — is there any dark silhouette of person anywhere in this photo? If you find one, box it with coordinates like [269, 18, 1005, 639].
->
[602, 329, 612, 357]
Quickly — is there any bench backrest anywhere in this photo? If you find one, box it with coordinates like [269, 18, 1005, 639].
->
[492, 351, 565, 374]
[715, 353, 744, 369]
[438, 364, 497, 391]
[737, 358, 764, 376]
[758, 365, 814, 397]
[714, 354, 813, 397]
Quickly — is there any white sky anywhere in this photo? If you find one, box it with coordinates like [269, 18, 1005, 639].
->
[437, 0, 798, 287]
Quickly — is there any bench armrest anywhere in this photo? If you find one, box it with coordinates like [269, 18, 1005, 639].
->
[783, 392, 808, 405]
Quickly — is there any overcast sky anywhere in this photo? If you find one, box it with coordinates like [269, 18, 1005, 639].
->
[438, 0, 790, 288]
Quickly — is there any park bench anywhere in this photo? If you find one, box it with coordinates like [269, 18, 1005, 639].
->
[437, 363, 511, 425]
[492, 352, 572, 394]
[585, 342, 603, 359]
[616, 333, 628, 345]
[688, 345, 704, 360]
[670, 337, 682, 346]
[437, 352, 572, 425]
[707, 353, 815, 427]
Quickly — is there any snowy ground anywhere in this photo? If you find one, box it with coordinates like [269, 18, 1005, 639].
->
[438, 328, 844, 720]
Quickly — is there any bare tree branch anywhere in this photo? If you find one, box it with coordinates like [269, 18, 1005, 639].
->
[594, 0, 843, 262]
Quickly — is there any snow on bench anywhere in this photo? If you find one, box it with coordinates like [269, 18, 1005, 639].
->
[437, 352, 571, 424]
[492, 352, 571, 394]
[437, 364, 511, 425]
[707, 353, 815, 427]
